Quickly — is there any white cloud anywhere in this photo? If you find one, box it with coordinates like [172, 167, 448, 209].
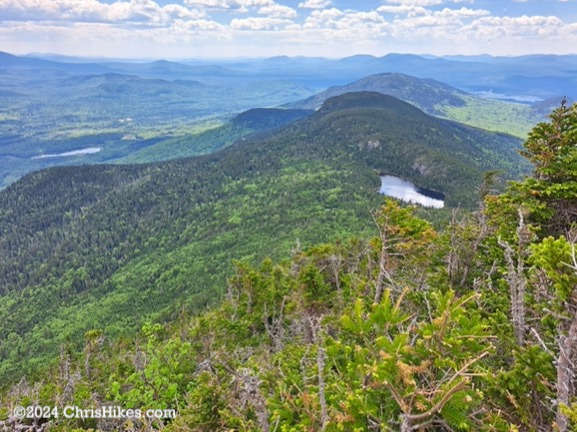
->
[377, 5, 428, 16]
[383, 0, 442, 6]
[0, 0, 206, 25]
[0, 0, 575, 58]
[163, 4, 206, 20]
[306, 7, 343, 21]
[183, 0, 273, 9]
[376, 4, 490, 33]
[230, 16, 293, 30]
[183, 0, 230, 8]
[462, 14, 565, 41]
[259, 4, 297, 18]
[238, 0, 274, 6]
[298, 0, 331, 9]
[382, 0, 474, 5]
[172, 18, 225, 31]
[302, 8, 389, 41]
[302, 8, 341, 29]
[436, 7, 490, 18]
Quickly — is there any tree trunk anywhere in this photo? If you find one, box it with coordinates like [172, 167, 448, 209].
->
[555, 315, 577, 432]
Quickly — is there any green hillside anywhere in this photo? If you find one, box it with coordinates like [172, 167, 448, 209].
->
[0, 92, 526, 383]
[288, 73, 543, 138]
[2, 101, 577, 432]
[0, 68, 537, 190]
[117, 108, 313, 164]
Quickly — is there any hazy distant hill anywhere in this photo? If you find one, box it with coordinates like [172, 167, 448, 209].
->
[228, 53, 577, 99]
[0, 62, 318, 188]
[287, 73, 542, 138]
[287, 73, 467, 115]
[0, 51, 113, 74]
[5, 51, 576, 98]
[0, 92, 526, 381]
[531, 95, 575, 116]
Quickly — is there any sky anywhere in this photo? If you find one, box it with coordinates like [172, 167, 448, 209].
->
[0, 0, 576, 59]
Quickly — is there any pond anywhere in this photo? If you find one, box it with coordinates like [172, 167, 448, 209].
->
[32, 147, 101, 159]
[379, 175, 445, 208]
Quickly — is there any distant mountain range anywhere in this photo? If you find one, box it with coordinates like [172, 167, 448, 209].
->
[0, 92, 527, 382]
[2, 50, 558, 188]
[0, 59, 318, 188]
[4, 51, 576, 98]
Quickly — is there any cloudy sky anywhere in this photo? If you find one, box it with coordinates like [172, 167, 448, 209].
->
[0, 0, 575, 59]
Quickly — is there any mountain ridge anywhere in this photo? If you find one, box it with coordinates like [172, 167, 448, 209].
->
[287, 73, 541, 137]
[0, 92, 528, 382]
[295, 73, 467, 114]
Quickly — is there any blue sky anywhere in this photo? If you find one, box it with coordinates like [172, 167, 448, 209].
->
[0, 0, 575, 59]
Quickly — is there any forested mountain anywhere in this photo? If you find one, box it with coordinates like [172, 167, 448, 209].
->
[1, 99, 577, 432]
[287, 73, 542, 138]
[0, 92, 525, 383]
[288, 73, 469, 113]
[2, 51, 561, 188]
[116, 107, 314, 164]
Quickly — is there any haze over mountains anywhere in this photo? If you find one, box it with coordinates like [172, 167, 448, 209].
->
[1, 51, 572, 188]
[10, 51, 577, 99]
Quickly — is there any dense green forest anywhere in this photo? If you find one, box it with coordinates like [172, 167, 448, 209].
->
[287, 73, 543, 139]
[0, 93, 527, 386]
[0, 60, 542, 189]
[0, 99, 576, 431]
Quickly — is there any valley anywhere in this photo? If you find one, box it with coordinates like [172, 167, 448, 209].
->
[1, 48, 577, 431]
[1, 51, 571, 188]
[0, 91, 525, 383]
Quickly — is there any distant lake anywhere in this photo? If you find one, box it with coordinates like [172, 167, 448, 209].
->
[379, 175, 445, 208]
[32, 147, 101, 159]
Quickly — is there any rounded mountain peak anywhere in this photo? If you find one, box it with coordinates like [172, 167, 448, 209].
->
[318, 91, 423, 117]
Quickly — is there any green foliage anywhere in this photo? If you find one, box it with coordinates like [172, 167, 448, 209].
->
[1, 200, 511, 431]
[441, 94, 539, 139]
[530, 236, 577, 302]
[504, 100, 577, 236]
[7, 92, 577, 432]
[561, 403, 577, 430]
[0, 92, 524, 385]
[520, 100, 577, 182]
[108, 323, 196, 411]
[481, 101, 577, 431]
